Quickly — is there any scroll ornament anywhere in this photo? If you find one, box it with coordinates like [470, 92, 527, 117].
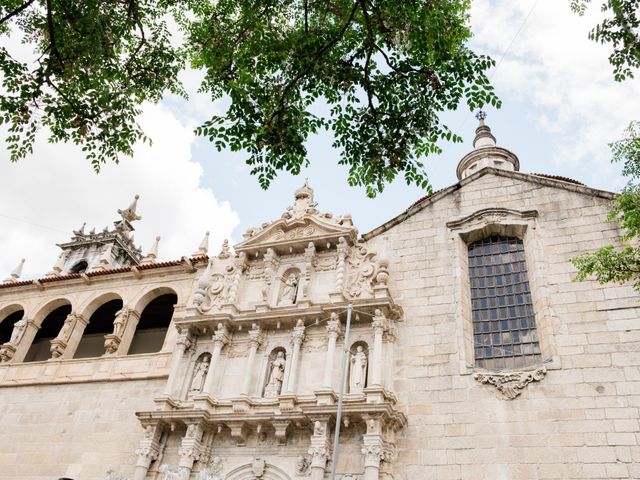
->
[473, 367, 547, 399]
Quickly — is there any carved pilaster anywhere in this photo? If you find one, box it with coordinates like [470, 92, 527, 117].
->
[308, 420, 331, 480]
[303, 242, 316, 298]
[261, 247, 280, 304]
[333, 236, 349, 295]
[178, 423, 205, 470]
[50, 312, 85, 358]
[226, 252, 247, 304]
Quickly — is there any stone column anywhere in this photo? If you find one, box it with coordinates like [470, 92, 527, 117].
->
[164, 330, 192, 396]
[241, 324, 262, 396]
[284, 320, 305, 394]
[308, 420, 331, 480]
[322, 313, 341, 388]
[178, 423, 204, 477]
[369, 311, 387, 388]
[202, 324, 230, 397]
[133, 425, 163, 480]
[361, 419, 384, 480]
[1, 317, 35, 363]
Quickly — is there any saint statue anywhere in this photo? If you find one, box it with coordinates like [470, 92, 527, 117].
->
[264, 351, 286, 397]
[112, 308, 128, 337]
[279, 273, 299, 304]
[190, 356, 210, 392]
[9, 317, 27, 345]
[57, 315, 75, 342]
[349, 346, 368, 393]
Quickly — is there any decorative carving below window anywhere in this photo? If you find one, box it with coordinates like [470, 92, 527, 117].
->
[473, 367, 546, 399]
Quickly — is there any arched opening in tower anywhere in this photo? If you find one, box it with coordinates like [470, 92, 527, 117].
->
[24, 304, 72, 362]
[74, 299, 123, 359]
[128, 293, 177, 354]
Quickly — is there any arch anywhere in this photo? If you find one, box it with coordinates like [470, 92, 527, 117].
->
[23, 302, 72, 362]
[32, 298, 73, 329]
[74, 296, 123, 359]
[128, 290, 178, 355]
[225, 462, 292, 480]
[78, 292, 124, 320]
[0, 304, 25, 344]
[69, 260, 88, 274]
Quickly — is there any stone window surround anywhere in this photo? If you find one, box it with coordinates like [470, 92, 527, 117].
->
[447, 207, 561, 375]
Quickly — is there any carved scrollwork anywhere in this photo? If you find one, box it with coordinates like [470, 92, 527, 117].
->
[473, 367, 547, 399]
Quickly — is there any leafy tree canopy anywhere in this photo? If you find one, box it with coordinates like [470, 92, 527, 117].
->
[572, 121, 640, 289]
[0, 0, 499, 196]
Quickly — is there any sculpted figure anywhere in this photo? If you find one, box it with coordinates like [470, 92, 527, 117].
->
[264, 351, 286, 397]
[112, 308, 129, 337]
[57, 315, 75, 341]
[279, 273, 299, 304]
[349, 346, 368, 393]
[9, 317, 27, 344]
[190, 356, 210, 392]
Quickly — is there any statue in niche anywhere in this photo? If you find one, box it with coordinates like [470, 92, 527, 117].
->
[190, 356, 210, 392]
[264, 350, 286, 398]
[349, 346, 368, 394]
[279, 272, 299, 305]
[8, 317, 27, 344]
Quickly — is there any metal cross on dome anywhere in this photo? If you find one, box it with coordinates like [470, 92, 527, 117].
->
[475, 110, 487, 121]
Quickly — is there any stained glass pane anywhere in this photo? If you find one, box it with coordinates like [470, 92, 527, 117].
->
[468, 235, 541, 369]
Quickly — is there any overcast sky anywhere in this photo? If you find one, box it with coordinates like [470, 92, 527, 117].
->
[1, 0, 639, 279]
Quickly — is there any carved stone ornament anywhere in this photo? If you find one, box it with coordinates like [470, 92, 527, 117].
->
[199, 456, 224, 480]
[159, 464, 189, 480]
[0, 343, 16, 362]
[295, 455, 311, 476]
[193, 258, 232, 314]
[252, 457, 266, 478]
[104, 470, 129, 480]
[346, 245, 388, 298]
[8, 317, 27, 345]
[473, 367, 547, 399]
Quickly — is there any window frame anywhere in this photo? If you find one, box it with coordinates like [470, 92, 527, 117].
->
[447, 208, 560, 374]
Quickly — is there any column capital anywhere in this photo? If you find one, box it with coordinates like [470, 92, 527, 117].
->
[326, 313, 341, 338]
[212, 323, 230, 347]
[248, 323, 262, 348]
[176, 331, 193, 352]
[291, 319, 306, 346]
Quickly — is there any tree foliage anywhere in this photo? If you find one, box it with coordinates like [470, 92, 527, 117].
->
[570, 0, 640, 81]
[0, 0, 499, 196]
[572, 122, 640, 290]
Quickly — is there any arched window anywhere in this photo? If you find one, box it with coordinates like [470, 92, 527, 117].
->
[69, 260, 88, 274]
[74, 299, 123, 358]
[24, 304, 72, 362]
[0, 308, 25, 344]
[468, 235, 540, 369]
[128, 293, 177, 354]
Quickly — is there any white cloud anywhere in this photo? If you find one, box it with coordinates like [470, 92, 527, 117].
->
[0, 103, 239, 279]
[471, 0, 640, 190]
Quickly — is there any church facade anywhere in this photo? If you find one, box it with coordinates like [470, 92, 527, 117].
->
[0, 117, 639, 480]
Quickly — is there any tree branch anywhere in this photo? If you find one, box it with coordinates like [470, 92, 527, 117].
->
[0, 0, 36, 26]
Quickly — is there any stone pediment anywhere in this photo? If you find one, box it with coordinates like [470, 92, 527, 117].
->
[234, 181, 358, 256]
[235, 216, 357, 255]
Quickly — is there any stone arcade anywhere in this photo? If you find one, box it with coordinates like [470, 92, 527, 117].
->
[0, 116, 639, 480]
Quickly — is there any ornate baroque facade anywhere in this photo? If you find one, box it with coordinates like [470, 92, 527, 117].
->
[0, 117, 639, 480]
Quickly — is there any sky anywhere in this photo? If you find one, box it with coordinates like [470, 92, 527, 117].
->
[1, 0, 639, 279]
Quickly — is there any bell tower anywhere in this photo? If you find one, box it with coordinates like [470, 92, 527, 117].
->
[46, 195, 143, 276]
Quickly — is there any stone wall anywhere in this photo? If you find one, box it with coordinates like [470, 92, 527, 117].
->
[0, 378, 163, 479]
[367, 171, 640, 479]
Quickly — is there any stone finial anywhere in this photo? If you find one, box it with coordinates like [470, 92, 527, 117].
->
[472, 111, 496, 149]
[3, 258, 25, 283]
[218, 238, 231, 259]
[140, 236, 160, 265]
[46, 251, 69, 277]
[193, 231, 210, 257]
[117, 194, 142, 223]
